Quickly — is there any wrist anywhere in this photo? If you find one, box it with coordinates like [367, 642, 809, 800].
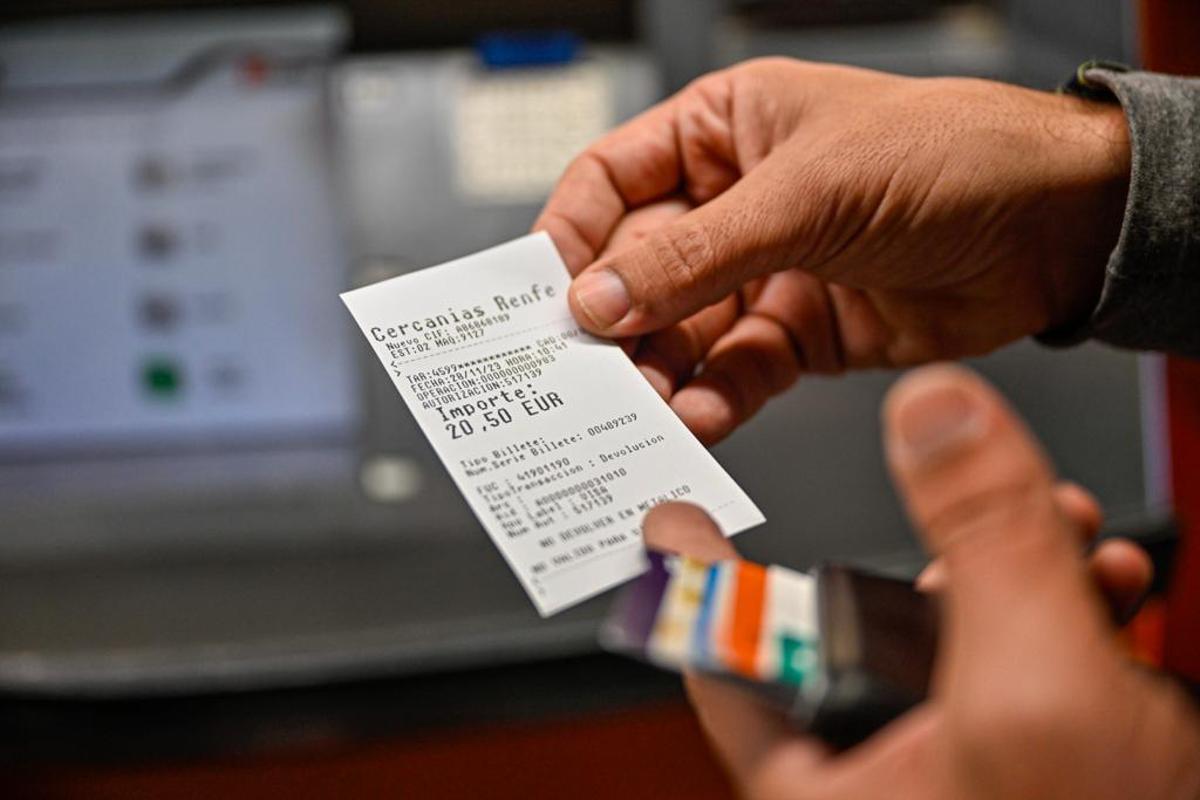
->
[1040, 96, 1131, 334]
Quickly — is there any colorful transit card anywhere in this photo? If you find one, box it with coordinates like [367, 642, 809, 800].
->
[341, 234, 765, 616]
[606, 555, 941, 750]
[602, 553, 821, 689]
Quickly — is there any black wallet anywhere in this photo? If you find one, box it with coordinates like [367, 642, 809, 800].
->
[804, 564, 938, 748]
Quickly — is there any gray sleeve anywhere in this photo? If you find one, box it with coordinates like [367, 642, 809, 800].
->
[1038, 65, 1200, 357]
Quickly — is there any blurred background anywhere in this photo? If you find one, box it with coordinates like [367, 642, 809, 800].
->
[0, 0, 1171, 797]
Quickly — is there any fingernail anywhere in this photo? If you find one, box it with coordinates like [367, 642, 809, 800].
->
[573, 269, 631, 328]
[893, 375, 984, 463]
[915, 560, 946, 592]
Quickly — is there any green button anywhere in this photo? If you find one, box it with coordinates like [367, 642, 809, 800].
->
[142, 359, 183, 398]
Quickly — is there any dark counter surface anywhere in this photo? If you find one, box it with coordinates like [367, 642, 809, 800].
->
[0, 651, 683, 765]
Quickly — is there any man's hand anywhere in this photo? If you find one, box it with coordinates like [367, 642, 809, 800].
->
[535, 59, 1130, 444]
[641, 365, 1200, 799]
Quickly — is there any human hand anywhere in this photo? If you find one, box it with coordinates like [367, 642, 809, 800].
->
[640, 364, 1200, 799]
[535, 59, 1130, 443]
[914, 478, 1153, 623]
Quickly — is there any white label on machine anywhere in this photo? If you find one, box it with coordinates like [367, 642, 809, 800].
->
[453, 63, 611, 203]
[340, 233, 764, 616]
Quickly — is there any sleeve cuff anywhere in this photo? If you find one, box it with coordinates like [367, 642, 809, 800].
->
[1037, 63, 1200, 357]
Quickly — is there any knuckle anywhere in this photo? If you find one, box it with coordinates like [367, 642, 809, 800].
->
[565, 146, 627, 193]
[647, 224, 716, 296]
[564, 148, 600, 177]
[681, 69, 729, 100]
[920, 474, 1049, 550]
[738, 55, 803, 78]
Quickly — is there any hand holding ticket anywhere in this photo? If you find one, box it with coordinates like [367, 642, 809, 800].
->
[341, 233, 764, 615]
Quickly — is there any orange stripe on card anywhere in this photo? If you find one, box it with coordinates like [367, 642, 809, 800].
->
[727, 561, 767, 678]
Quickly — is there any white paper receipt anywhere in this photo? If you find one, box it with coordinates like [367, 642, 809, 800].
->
[340, 233, 764, 615]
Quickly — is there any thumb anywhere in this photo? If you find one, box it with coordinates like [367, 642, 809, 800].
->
[568, 171, 797, 336]
[881, 364, 1109, 679]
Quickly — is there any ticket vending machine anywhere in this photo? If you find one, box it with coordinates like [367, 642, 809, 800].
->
[0, 6, 1154, 696]
[0, 9, 670, 694]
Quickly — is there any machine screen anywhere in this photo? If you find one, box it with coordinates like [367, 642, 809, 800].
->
[0, 50, 357, 454]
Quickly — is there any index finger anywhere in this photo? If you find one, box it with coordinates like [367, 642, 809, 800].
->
[534, 98, 684, 275]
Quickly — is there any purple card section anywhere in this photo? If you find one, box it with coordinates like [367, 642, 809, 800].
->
[603, 551, 670, 652]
